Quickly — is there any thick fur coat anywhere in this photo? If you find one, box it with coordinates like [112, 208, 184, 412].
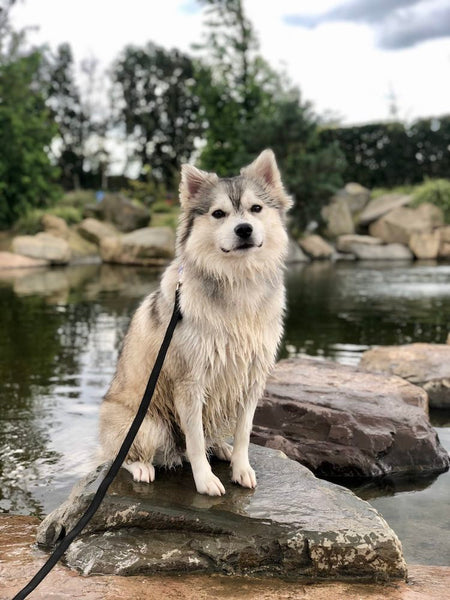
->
[99, 149, 292, 496]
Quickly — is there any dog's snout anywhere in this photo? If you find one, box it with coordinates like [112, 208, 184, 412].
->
[234, 223, 253, 239]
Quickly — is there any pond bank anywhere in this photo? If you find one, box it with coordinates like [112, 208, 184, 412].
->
[2, 515, 449, 600]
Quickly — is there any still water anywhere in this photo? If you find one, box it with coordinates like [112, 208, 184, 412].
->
[0, 261, 449, 564]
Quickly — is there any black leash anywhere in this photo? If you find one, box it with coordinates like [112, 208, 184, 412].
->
[12, 287, 183, 600]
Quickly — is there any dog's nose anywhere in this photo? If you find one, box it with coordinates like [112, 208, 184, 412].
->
[234, 223, 253, 239]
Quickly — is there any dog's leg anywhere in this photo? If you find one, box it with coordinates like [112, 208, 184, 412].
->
[175, 389, 225, 496]
[231, 397, 259, 489]
[123, 460, 155, 483]
[213, 441, 233, 462]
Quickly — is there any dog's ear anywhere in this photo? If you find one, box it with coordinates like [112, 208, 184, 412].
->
[241, 149, 292, 210]
[179, 164, 218, 208]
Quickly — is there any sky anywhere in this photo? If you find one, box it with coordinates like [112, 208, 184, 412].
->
[11, 0, 450, 126]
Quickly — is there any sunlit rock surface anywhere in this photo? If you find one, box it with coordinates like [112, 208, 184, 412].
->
[37, 445, 406, 581]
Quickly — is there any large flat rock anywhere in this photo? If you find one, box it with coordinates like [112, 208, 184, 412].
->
[252, 358, 449, 480]
[361, 343, 450, 409]
[4, 517, 449, 600]
[37, 445, 406, 581]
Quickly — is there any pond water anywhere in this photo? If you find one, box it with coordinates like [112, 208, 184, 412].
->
[0, 260, 449, 565]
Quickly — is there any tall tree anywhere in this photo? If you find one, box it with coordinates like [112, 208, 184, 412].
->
[194, 0, 345, 229]
[112, 43, 204, 188]
[0, 2, 59, 228]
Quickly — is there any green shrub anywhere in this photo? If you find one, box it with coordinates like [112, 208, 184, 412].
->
[411, 179, 450, 223]
[371, 183, 416, 199]
[59, 190, 96, 210]
[13, 205, 83, 234]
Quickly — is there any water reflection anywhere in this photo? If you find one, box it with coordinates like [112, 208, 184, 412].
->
[0, 262, 449, 564]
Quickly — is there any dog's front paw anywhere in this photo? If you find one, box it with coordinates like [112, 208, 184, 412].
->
[194, 469, 226, 496]
[123, 461, 155, 483]
[232, 461, 257, 489]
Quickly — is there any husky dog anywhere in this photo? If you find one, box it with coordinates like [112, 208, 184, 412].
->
[99, 149, 292, 496]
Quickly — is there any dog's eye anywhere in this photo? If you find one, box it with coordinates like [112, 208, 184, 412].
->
[212, 209, 226, 219]
[251, 204, 262, 213]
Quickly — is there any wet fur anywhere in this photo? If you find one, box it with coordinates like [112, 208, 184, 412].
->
[99, 150, 292, 495]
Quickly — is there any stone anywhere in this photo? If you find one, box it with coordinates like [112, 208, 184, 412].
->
[286, 238, 310, 263]
[41, 214, 69, 239]
[0, 251, 48, 269]
[369, 204, 444, 245]
[350, 243, 413, 261]
[12, 232, 72, 265]
[251, 358, 449, 481]
[438, 226, 450, 258]
[83, 194, 150, 232]
[321, 198, 354, 238]
[36, 444, 406, 581]
[78, 218, 119, 246]
[336, 234, 383, 254]
[66, 229, 99, 259]
[100, 227, 175, 266]
[357, 194, 412, 227]
[298, 235, 334, 259]
[6, 517, 450, 600]
[360, 343, 450, 409]
[408, 230, 441, 259]
[335, 183, 371, 214]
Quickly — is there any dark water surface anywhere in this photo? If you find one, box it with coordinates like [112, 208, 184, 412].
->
[0, 261, 449, 564]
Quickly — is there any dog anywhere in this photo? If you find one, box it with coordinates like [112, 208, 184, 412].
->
[99, 149, 292, 496]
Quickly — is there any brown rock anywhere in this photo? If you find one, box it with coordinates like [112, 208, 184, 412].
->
[4, 516, 450, 600]
[83, 193, 150, 232]
[298, 235, 334, 259]
[369, 203, 444, 245]
[408, 230, 440, 259]
[0, 251, 48, 269]
[78, 218, 119, 246]
[100, 227, 175, 266]
[438, 225, 450, 258]
[357, 193, 412, 227]
[351, 243, 413, 261]
[321, 198, 355, 238]
[12, 233, 71, 264]
[335, 182, 371, 214]
[251, 358, 449, 481]
[336, 234, 383, 253]
[360, 343, 450, 408]
[41, 214, 69, 239]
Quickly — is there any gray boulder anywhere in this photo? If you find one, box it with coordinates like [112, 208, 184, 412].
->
[369, 203, 444, 245]
[334, 183, 371, 215]
[0, 251, 48, 269]
[100, 227, 175, 266]
[12, 232, 71, 265]
[37, 444, 406, 581]
[321, 198, 354, 238]
[286, 238, 310, 263]
[78, 218, 119, 246]
[298, 235, 334, 259]
[360, 343, 450, 409]
[84, 194, 150, 232]
[439, 225, 450, 258]
[252, 358, 449, 480]
[336, 234, 383, 254]
[408, 230, 441, 259]
[351, 242, 413, 261]
[357, 194, 412, 227]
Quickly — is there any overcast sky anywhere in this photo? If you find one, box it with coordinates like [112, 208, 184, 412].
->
[11, 0, 450, 125]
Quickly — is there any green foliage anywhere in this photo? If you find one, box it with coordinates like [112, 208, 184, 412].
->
[411, 179, 450, 223]
[127, 169, 167, 206]
[59, 189, 96, 210]
[13, 204, 83, 234]
[112, 43, 204, 189]
[0, 50, 60, 229]
[321, 116, 450, 189]
[194, 0, 345, 229]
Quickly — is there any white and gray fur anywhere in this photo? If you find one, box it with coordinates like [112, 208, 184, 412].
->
[99, 149, 292, 496]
